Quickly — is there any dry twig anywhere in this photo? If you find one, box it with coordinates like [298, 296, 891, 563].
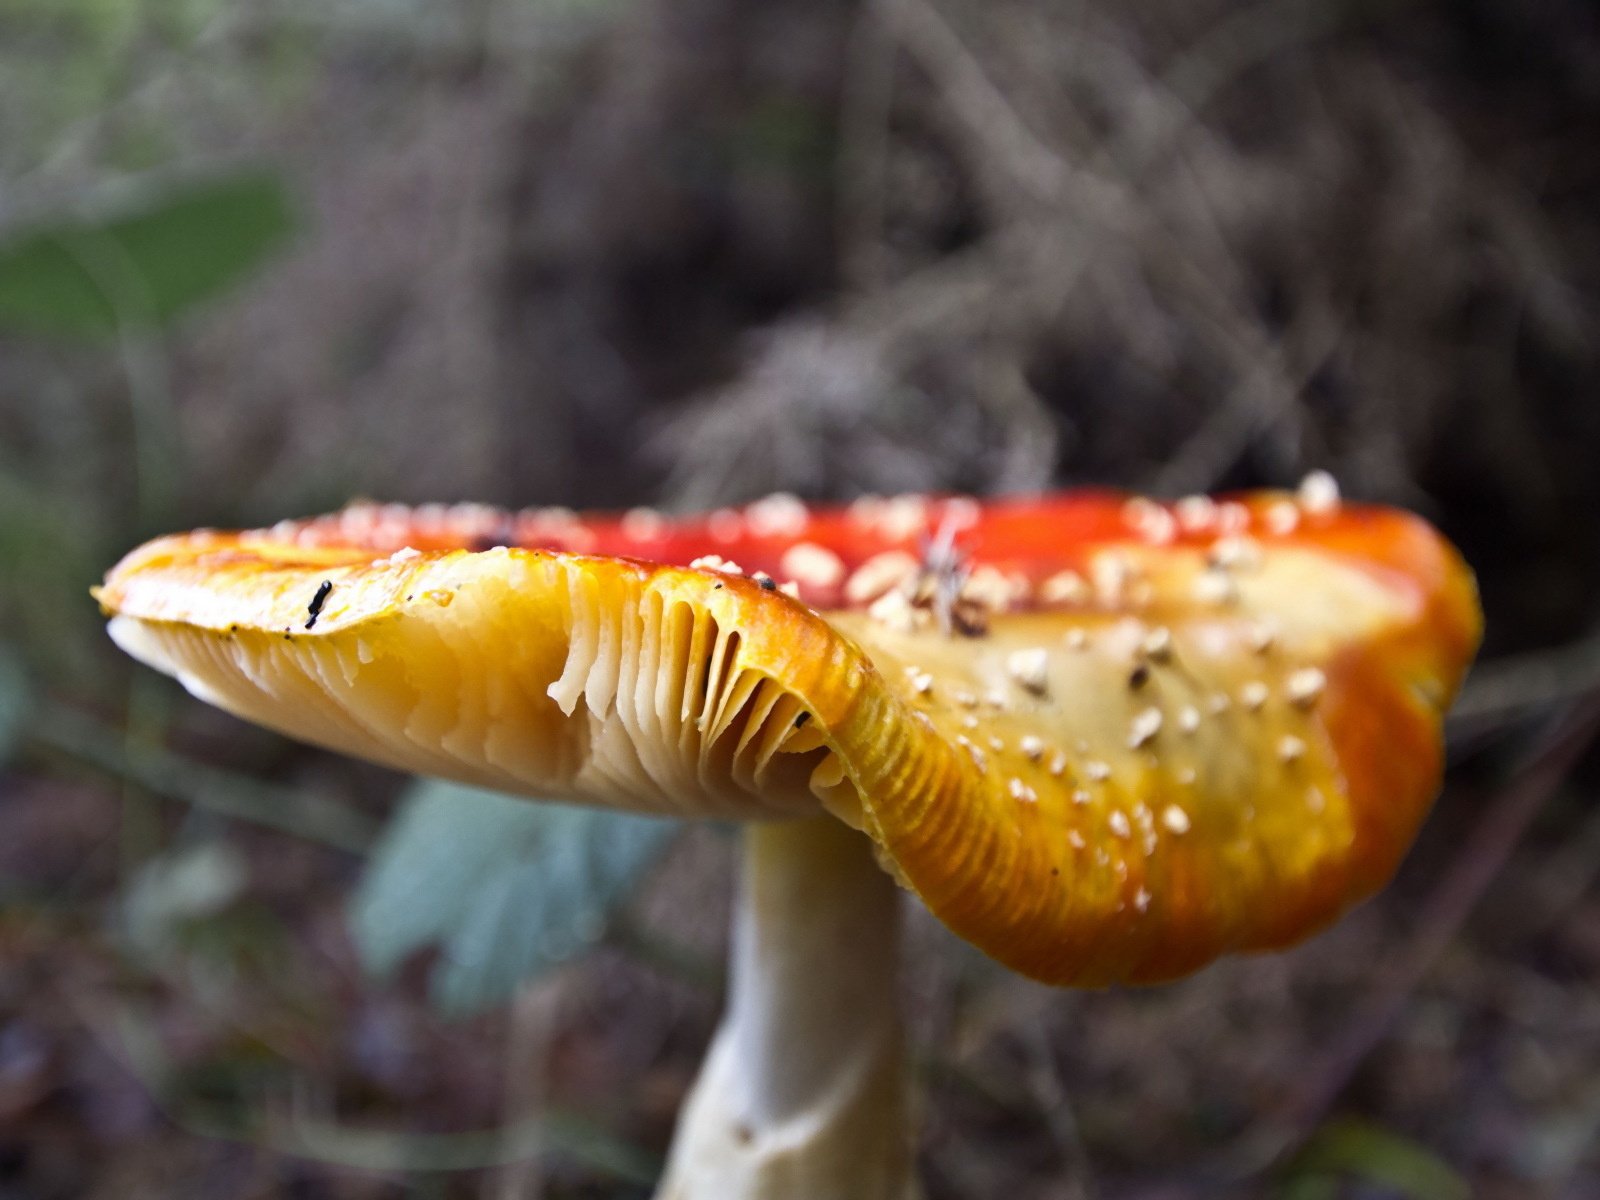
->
[1231, 692, 1600, 1172]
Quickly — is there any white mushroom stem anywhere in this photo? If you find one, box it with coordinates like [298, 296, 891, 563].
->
[654, 815, 917, 1200]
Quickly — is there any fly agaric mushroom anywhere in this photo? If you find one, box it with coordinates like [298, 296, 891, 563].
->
[95, 484, 1480, 1199]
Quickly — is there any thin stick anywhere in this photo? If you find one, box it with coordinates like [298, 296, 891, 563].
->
[28, 698, 379, 852]
[1242, 692, 1600, 1167]
[488, 978, 564, 1200]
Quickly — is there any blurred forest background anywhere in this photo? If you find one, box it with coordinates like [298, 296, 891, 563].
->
[2, 0, 1599, 1196]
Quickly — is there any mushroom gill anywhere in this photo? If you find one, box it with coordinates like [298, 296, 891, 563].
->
[105, 549, 850, 822]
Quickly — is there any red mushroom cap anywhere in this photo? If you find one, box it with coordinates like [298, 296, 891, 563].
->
[96, 485, 1481, 986]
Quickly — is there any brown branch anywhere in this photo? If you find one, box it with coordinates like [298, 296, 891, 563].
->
[1235, 692, 1600, 1171]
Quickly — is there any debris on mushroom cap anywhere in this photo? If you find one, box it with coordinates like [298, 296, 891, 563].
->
[960, 565, 1026, 614]
[867, 587, 921, 633]
[779, 541, 846, 590]
[1006, 647, 1052, 695]
[745, 492, 810, 538]
[707, 507, 743, 541]
[845, 550, 920, 605]
[1175, 495, 1216, 532]
[1298, 470, 1341, 514]
[1039, 569, 1089, 605]
[1210, 535, 1263, 572]
[1192, 569, 1238, 607]
[1286, 666, 1327, 708]
[1265, 501, 1300, 536]
[1127, 706, 1163, 749]
[621, 506, 667, 541]
[96, 488, 1480, 989]
[876, 494, 931, 542]
[1247, 619, 1279, 654]
[1141, 626, 1173, 662]
[1123, 497, 1177, 545]
[1091, 552, 1140, 606]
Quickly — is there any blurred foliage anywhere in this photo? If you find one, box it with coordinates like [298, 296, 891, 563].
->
[0, 642, 28, 767]
[0, 470, 110, 685]
[0, 0, 241, 175]
[1280, 1118, 1471, 1200]
[0, 172, 296, 337]
[0, 166, 297, 684]
[350, 779, 677, 1017]
[27, 691, 381, 850]
[104, 988, 663, 1184]
[121, 839, 250, 965]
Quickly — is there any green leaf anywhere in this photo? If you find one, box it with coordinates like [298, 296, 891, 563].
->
[0, 171, 296, 338]
[350, 779, 678, 1017]
[1281, 1118, 1470, 1200]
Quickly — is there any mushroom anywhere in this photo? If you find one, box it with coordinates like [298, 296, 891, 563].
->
[94, 486, 1481, 1199]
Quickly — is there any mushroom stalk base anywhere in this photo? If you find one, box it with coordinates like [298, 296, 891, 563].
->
[654, 816, 917, 1200]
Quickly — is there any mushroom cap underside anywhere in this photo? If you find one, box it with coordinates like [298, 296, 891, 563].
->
[97, 491, 1481, 986]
